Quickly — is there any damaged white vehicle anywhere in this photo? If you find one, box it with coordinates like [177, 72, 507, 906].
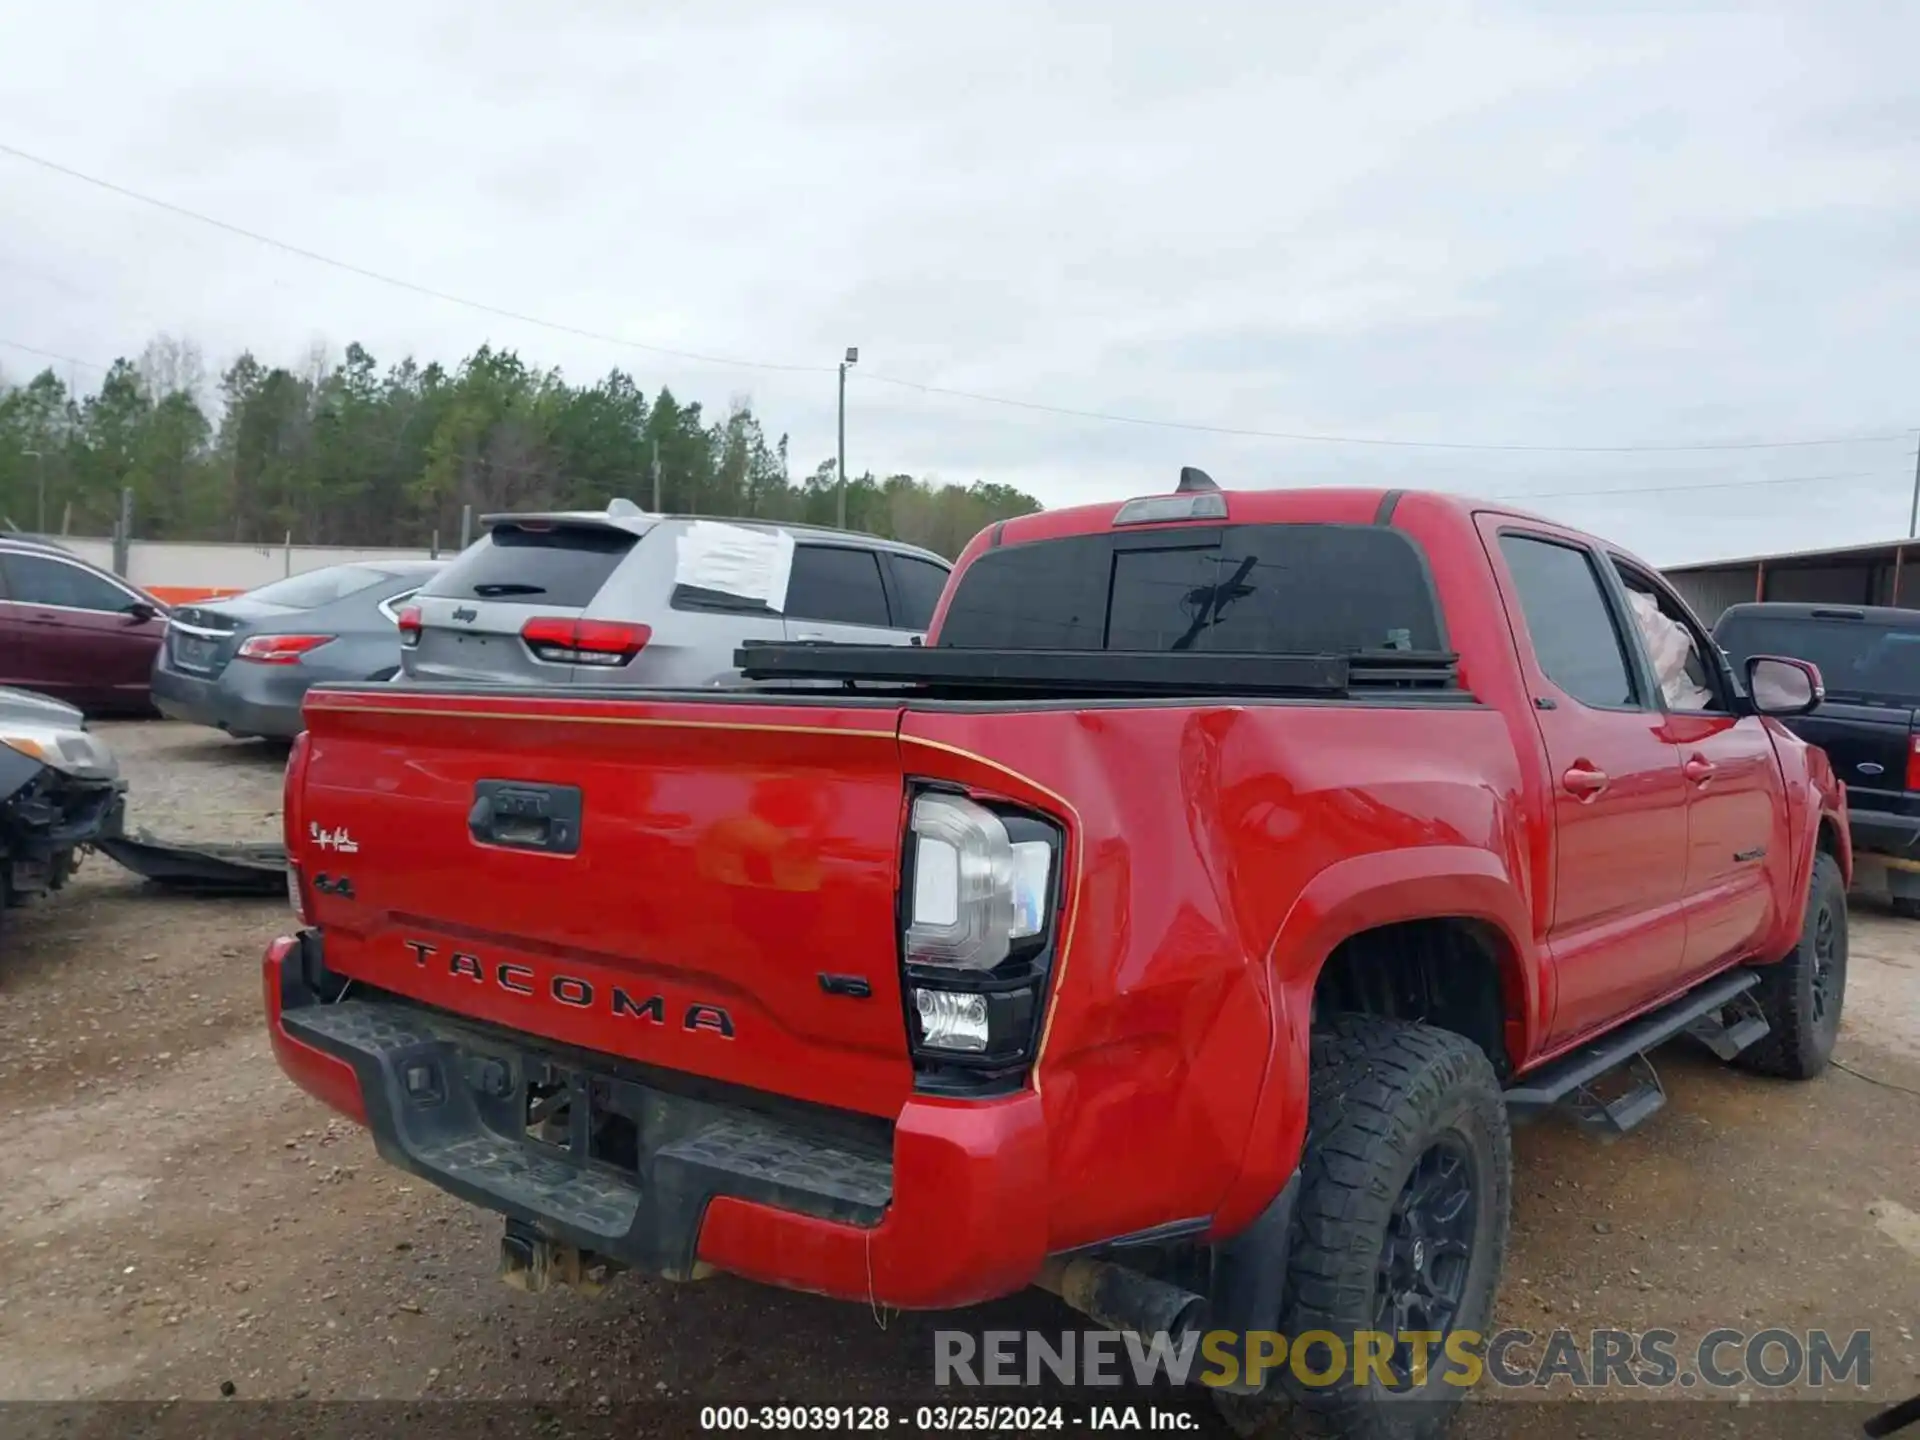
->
[0, 688, 126, 921]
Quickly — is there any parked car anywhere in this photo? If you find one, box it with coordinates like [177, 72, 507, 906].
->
[1714, 600, 1920, 912]
[150, 561, 440, 740]
[266, 480, 1844, 1440]
[0, 536, 169, 714]
[398, 502, 952, 687]
[0, 685, 125, 920]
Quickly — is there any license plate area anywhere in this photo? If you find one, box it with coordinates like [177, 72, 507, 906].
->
[518, 1062, 646, 1176]
[172, 633, 220, 672]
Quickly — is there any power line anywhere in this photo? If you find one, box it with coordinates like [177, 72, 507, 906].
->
[0, 337, 109, 372]
[0, 143, 832, 379]
[4, 140, 1914, 458]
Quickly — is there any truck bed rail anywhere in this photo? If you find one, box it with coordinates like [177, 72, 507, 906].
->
[733, 642, 1464, 700]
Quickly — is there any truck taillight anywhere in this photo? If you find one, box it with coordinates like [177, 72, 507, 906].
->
[284, 731, 313, 923]
[1906, 735, 1920, 792]
[238, 634, 335, 664]
[900, 789, 1063, 1087]
[396, 605, 422, 648]
[520, 618, 650, 667]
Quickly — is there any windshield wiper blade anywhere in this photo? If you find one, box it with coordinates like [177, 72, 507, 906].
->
[470, 583, 547, 597]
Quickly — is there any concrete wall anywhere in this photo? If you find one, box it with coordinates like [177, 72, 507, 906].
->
[46, 535, 440, 603]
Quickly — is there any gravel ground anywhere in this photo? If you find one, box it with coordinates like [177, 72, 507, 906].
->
[0, 721, 1915, 1436]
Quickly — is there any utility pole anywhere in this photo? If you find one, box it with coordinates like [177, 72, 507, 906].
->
[1909, 430, 1920, 538]
[651, 439, 661, 513]
[836, 346, 858, 529]
[21, 449, 44, 533]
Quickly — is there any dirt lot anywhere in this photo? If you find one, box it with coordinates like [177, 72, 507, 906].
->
[0, 722, 1915, 1433]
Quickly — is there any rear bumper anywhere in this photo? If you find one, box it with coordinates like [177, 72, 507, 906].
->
[262, 933, 1050, 1309]
[151, 661, 306, 739]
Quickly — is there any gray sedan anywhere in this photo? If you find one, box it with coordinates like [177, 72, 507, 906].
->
[151, 561, 441, 739]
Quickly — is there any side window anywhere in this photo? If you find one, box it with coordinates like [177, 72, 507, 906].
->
[2, 553, 136, 613]
[786, 545, 892, 627]
[1612, 560, 1726, 713]
[886, 555, 950, 630]
[1497, 534, 1639, 709]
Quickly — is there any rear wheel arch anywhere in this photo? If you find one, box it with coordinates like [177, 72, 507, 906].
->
[1310, 916, 1524, 1081]
[1267, 847, 1540, 1065]
[1209, 853, 1535, 1238]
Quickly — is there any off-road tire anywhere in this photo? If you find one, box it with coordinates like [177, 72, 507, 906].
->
[1739, 851, 1846, 1079]
[1215, 1015, 1511, 1440]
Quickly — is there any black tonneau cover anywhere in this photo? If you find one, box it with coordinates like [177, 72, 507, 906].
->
[734, 642, 1463, 699]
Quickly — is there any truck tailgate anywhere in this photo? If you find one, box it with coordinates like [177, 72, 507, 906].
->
[297, 687, 915, 1117]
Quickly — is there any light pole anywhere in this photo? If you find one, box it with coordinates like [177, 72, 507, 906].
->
[21, 449, 45, 534]
[836, 346, 858, 529]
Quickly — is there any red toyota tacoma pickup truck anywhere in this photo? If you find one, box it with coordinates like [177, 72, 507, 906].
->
[264, 479, 1848, 1438]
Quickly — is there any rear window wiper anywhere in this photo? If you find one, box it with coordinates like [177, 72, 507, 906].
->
[469, 583, 548, 598]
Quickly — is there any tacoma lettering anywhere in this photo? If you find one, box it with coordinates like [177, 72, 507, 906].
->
[401, 938, 731, 1036]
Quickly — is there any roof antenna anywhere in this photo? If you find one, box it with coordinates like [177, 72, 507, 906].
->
[1177, 466, 1219, 494]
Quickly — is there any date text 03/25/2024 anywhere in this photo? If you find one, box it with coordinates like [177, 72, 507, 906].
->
[698, 1405, 1197, 1431]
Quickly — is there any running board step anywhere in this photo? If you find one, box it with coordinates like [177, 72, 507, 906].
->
[1564, 1053, 1665, 1138]
[1683, 990, 1771, 1061]
[1505, 968, 1762, 1131]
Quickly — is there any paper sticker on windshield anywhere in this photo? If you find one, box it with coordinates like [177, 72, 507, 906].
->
[673, 521, 795, 611]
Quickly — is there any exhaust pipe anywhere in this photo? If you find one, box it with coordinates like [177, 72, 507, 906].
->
[1034, 1256, 1210, 1340]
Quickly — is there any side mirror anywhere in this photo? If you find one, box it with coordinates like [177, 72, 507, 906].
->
[124, 601, 162, 623]
[1746, 655, 1823, 717]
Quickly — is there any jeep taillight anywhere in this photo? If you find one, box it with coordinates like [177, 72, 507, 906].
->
[1905, 735, 1920, 793]
[900, 789, 1063, 1090]
[284, 731, 313, 923]
[396, 605, 422, 648]
[520, 617, 650, 667]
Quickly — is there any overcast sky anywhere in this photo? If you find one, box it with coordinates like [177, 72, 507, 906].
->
[2, 0, 1917, 566]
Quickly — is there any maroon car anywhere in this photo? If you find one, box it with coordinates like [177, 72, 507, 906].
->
[0, 537, 169, 713]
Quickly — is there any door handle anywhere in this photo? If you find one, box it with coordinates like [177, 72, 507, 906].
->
[1562, 763, 1609, 799]
[1683, 756, 1717, 784]
[794, 631, 825, 642]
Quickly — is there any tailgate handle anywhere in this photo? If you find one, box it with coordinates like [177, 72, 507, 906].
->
[468, 780, 583, 855]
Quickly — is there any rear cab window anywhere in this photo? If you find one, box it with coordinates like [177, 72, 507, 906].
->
[936, 523, 1444, 654]
[423, 524, 638, 609]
